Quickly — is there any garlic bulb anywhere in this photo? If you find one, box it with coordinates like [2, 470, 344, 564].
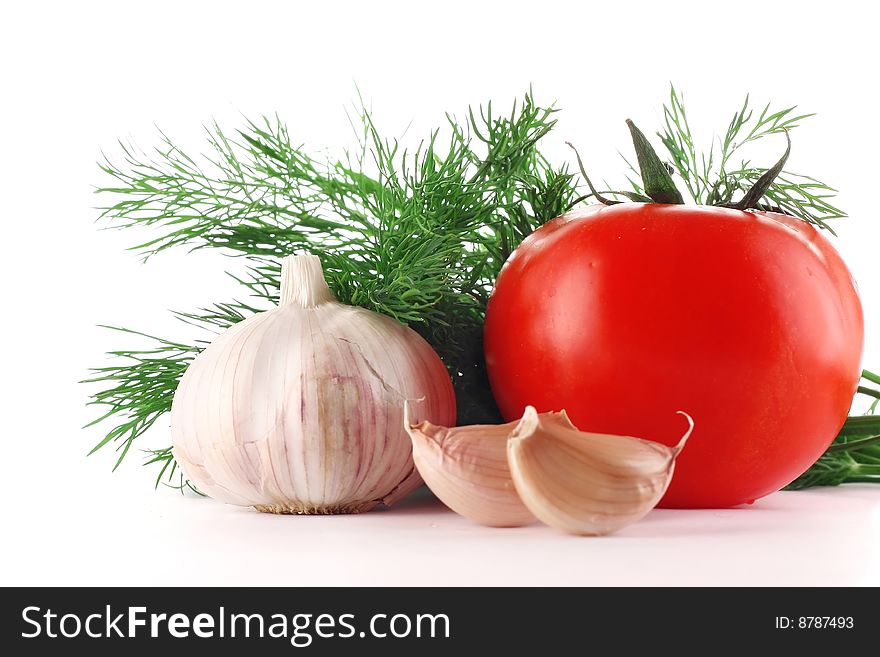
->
[171, 254, 456, 514]
[507, 407, 693, 535]
[404, 403, 537, 527]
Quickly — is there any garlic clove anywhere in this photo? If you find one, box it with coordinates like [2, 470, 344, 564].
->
[404, 402, 538, 527]
[507, 406, 693, 536]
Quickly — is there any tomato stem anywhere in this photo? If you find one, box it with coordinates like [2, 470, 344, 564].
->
[571, 113, 801, 219]
[626, 120, 685, 204]
[565, 142, 652, 205]
[726, 130, 791, 211]
[565, 142, 621, 206]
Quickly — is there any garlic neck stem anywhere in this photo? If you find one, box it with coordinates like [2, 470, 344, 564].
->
[279, 254, 336, 308]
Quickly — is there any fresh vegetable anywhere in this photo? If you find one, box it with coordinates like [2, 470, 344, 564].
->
[171, 254, 455, 513]
[403, 403, 538, 527]
[507, 407, 692, 535]
[84, 93, 574, 487]
[404, 404, 690, 533]
[84, 87, 872, 497]
[484, 120, 864, 508]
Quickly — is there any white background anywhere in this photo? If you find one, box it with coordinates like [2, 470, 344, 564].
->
[1, 0, 878, 586]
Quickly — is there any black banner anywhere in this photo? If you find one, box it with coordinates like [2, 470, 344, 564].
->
[1, 587, 872, 654]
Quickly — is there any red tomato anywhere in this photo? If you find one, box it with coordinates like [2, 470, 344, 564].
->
[484, 204, 863, 508]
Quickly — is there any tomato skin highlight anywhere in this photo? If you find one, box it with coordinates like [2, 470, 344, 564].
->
[484, 203, 864, 508]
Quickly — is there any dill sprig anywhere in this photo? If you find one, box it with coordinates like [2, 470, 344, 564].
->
[85, 92, 578, 479]
[82, 327, 200, 470]
[649, 85, 845, 231]
[144, 447, 202, 494]
[97, 95, 574, 336]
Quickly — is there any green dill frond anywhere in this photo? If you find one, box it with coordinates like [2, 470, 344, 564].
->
[144, 447, 202, 494]
[87, 91, 577, 479]
[656, 85, 844, 229]
[82, 327, 200, 470]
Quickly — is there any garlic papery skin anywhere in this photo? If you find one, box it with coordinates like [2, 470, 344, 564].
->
[404, 403, 538, 527]
[507, 407, 693, 535]
[170, 254, 456, 514]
